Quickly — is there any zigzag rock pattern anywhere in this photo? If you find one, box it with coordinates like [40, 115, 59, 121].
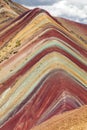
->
[0, 7, 87, 130]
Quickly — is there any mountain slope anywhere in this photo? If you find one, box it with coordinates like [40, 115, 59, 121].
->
[0, 6, 87, 130]
[56, 17, 87, 44]
[0, 0, 28, 30]
[31, 105, 87, 130]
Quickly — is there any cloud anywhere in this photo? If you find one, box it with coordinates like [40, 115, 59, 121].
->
[14, 0, 87, 23]
[68, 0, 87, 6]
[13, 0, 57, 6]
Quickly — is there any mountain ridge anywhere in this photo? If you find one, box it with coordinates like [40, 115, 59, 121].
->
[0, 2, 87, 130]
[0, 0, 28, 30]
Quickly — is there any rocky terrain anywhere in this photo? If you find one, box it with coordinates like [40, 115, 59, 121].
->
[0, 1, 87, 130]
[0, 0, 28, 30]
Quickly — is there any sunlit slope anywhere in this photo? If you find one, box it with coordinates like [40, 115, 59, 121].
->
[31, 105, 87, 130]
[0, 0, 28, 30]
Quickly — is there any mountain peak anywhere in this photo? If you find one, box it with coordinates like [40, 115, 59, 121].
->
[0, 1, 87, 130]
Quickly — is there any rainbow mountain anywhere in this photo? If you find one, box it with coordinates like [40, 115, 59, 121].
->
[0, 0, 28, 30]
[0, 1, 87, 130]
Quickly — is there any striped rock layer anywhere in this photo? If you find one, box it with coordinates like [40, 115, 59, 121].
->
[0, 0, 28, 30]
[0, 8, 87, 130]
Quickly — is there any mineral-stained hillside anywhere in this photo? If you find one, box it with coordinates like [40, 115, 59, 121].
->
[0, 3, 87, 130]
[0, 0, 28, 30]
[31, 105, 87, 130]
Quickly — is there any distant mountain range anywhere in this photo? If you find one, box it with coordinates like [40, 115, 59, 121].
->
[0, 0, 28, 30]
[0, 1, 87, 130]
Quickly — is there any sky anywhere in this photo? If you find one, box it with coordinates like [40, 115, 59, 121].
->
[13, 0, 87, 24]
